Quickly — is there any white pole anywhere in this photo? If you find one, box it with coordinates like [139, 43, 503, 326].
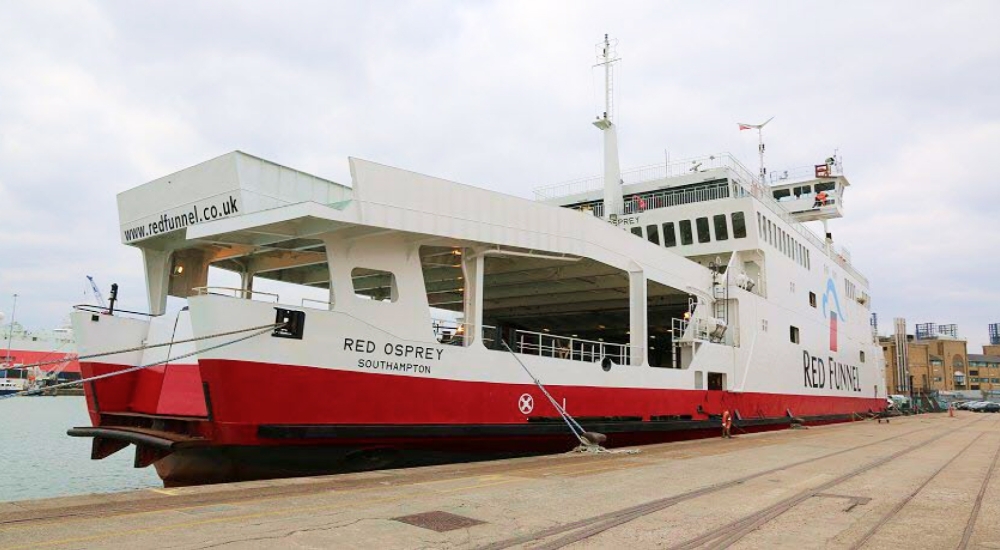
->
[604, 35, 611, 119]
[758, 127, 765, 184]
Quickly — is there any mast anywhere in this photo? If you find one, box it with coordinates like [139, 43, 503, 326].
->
[737, 116, 774, 185]
[3, 293, 17, 367]
[593, 34, 622, 221]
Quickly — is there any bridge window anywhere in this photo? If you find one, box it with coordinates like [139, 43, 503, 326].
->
[663, 222, 677, 247]
[772, 189, 791, 201]
[646, 224, 660, 245]
[732, 212, 747, 239]
[696, 217, 711, 243]
[815, 182, 836, 193]
[631, 227, 643, 238]
[713, 214, 728, 241]
[680, 220, 693, 245]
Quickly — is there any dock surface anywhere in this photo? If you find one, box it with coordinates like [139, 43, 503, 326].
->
[1, 413, 998, 549]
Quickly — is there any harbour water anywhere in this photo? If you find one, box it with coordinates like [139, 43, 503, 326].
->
[0, 396, 159, 502]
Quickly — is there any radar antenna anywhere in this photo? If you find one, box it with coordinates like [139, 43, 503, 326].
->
[738, 116, 774, 184]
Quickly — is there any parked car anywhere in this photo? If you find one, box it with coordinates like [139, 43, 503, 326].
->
[982, 402, 1000, 413]
[968, 401, 991, 412]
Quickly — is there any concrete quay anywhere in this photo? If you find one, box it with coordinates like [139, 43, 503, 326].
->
[1, 413, 998, 550]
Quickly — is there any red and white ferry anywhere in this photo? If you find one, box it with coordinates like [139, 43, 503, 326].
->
[1, 323, 80, 394]
[70, 38, 885, 486]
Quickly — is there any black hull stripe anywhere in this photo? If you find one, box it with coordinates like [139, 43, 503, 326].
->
[256, 413, 855, 440]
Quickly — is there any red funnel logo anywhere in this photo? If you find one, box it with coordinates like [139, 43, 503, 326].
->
[822, 278, 846, 352]
[829, 311, 838, 352]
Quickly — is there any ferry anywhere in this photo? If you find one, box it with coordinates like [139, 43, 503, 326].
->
[68, 37, 885, 486]
[1, 323, 80, 394]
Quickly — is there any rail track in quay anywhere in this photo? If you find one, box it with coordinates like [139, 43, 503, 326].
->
[1, 414, 997, 549]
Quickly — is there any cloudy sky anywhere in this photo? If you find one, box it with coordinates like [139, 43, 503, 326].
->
[0, 1, 997, 349]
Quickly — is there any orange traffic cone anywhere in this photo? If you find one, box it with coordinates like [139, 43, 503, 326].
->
[949, 404, 954, 417]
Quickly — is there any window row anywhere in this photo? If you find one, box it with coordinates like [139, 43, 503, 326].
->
[845, 279, 857, 301]
[631, 212, 747, 247]
[756, 212, 810, 269]
[771, 181, 836, 202]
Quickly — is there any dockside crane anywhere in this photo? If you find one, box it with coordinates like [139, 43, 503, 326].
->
[86, 275, 107, 308]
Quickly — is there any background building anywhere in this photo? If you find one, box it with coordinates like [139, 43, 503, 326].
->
[882, 322, 1000, 397]
[882, 321, 967, 394]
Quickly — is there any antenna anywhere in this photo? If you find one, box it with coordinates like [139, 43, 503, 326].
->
[593, 34, 620, 127]
[738, 116, 774, 184]
[592, 34, 623, 221]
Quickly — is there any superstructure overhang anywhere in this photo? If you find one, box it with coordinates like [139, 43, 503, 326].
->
[123, 154, 712, 320]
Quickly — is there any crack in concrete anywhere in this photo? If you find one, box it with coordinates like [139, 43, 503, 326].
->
[192, 517, 386, 550]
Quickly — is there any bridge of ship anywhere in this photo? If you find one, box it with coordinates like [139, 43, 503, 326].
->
[534, 153, 863, 286]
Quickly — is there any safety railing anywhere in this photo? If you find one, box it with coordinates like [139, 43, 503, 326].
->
[301, 298, 332, 310]
[192, 287, 279, 303]
[72, 304, 161, 318]
[534, 153, 756, 201]
[540, 153, 868, 286]
[512, 328, 631, 365]
[431, 319, 498, 347]
[672, 317, 709, 343]
[768, 162, 844, 184]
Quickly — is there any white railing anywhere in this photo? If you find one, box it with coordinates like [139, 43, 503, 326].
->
[672, 317, 709, 343]
[192, 287, 279, 302]
[512, 328, 631, 365]
[431, 319, 498, 347]
[533, 153, 755, 201]
[768, 165, 843, 185]
[301, 298, 332, 310]
[539, 152, 869, 286]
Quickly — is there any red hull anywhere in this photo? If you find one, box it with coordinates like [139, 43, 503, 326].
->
[2, 348, 80, 374]
[76, 358, 884, 485]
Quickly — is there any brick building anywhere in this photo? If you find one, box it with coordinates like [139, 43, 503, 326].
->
[881, 334, 967, 393]
[882, 323, 1000, 394]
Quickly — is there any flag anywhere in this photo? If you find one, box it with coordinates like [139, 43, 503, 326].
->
[738, 123, 753, 131]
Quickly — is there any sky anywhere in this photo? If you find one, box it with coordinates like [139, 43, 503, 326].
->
[0, 0, 997, 350]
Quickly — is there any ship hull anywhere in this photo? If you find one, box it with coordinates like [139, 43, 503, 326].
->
[75, 356, 883, 486]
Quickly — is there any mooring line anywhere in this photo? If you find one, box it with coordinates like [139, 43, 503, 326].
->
[0, 323, 282, 400]
[0, 321, 284, 372]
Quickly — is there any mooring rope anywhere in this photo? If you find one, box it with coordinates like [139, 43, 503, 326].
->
[0, 321, 285, 372]
[500, 340, 640, 455]
[0, 322, 283, 400]
[501, 340, 588, 443]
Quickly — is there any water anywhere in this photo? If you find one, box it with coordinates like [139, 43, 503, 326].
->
[0, 396, 160, 502]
